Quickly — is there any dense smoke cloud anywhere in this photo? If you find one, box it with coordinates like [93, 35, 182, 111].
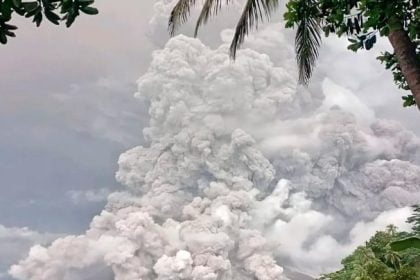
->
[0, 225, 59, 280]
[9, 1, 420, 279]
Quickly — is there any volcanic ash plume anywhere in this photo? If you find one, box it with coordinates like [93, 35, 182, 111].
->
[10, 33, 420, 279]
[11, 36, 295, 280]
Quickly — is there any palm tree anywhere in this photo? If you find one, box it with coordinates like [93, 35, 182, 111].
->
[384, 249, 402, 271]
[168, 0, 420, 109]
[386, 224, 398, 237]
[168, 0, 321, 85]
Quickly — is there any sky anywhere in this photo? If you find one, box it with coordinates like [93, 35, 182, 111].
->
[1, 1, 420, 279]
[0, 1, 154, 231]
[0, 1, 154, 277]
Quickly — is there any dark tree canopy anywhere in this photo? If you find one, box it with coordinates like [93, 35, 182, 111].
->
[0, 0, 98, 44]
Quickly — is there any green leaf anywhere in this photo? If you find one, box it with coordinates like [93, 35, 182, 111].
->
[3, 23, 17, 30]
[1, 2, 13, 21]
[45, 10, 60, 25]
[22, 1, 38, 13]
[364, 35, 377, 50]
[79, 0, 95, 6]
[80, 6, 98, 15]
[4, 29, 16, 37]
[380, 26, 390, 36]
[347, 42, 362, 52]
[388, 20, 402, 31]
[0, 32, 7, 44]
[65, 10, 78, 27]
[25, 6, 41, 18]
[12, 0, 22, 7]
[13, 6, 26, 16]
[390, 237, 420, 250]
[61, 0, 73, 10]
[33, 12, 42, 27]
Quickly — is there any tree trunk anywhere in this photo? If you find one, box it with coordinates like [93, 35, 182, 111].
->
[388, 27, 420, 110]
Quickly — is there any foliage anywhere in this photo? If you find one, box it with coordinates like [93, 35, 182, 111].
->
[391, 237, 420, 252]
[170, 0, 420, 107]
[408, 205, 420, 234]
[286, 0, 322, 84]
[229, 0, 279, 60]
[0, 0, 98, 44]
[169, 0, 280, 60]
[284, 0, 420, 106]
[320, 206, 420, 280]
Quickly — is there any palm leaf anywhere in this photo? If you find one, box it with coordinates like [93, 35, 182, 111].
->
[390, 237, 420, 251]
[195, 0, 233, 37]
[230, 0, 279, 59]
[294, 1, 321, 84]
[169, 0, 321, 86]
[169, 0, 198, 36]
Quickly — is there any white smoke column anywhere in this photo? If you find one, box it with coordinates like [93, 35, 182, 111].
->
[0, 225, 60, 279]
[10, 2, 420, 279]
[11, 36, 295, 280]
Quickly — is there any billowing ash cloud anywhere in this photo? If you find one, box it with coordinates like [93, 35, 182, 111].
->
[9, 2, 420, 279]
[0, 225, 59, 280]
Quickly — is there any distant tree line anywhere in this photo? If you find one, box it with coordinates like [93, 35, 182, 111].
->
[321, 205, 420, 280]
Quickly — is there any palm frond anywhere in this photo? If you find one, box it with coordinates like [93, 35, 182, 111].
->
[169, 0, 198, 36]
[295, 5, 321, 84]
[230, 0, 279, 59]
[194, 0, 232, 37]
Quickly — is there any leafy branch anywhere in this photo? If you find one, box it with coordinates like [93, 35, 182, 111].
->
[0, 0, 98, 44]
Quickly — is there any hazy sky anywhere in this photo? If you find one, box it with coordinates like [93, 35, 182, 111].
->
[0, 1, 155, 277]
[1, 1, 420, 279]
[1, 0, 154, 232]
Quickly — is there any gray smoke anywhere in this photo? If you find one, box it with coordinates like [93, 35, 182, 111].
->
[9, 1, 420, 279]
